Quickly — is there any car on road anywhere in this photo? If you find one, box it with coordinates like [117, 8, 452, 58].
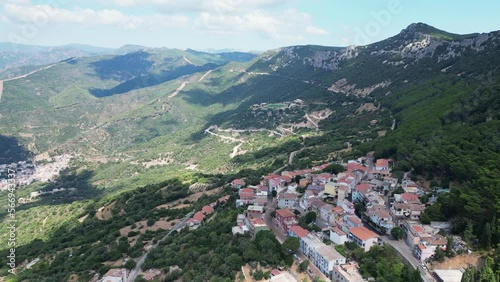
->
[293, 254, 301, 262]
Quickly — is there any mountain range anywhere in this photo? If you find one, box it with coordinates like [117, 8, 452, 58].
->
[0, 22, 499, 280]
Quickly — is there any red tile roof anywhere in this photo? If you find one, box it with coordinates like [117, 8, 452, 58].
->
[249, 218, 266, 226]
[411, 224, 424, 233]
[355, 184, 371, 193]
[231, 178, 246, 185]
[349, 227, 379, 241]
[271, 269, 281, 276]
[264, 174, 280, 180]
[375, 159, 389, 168]
[202, 205, 214, 214]
[218, 195, 230, 202]
[193, 211, 206, 222]
[347, 163, 367, 172]
[275, 209, 296, 218]
[290, 225, 310, 238]
[401, 193, 420, 202]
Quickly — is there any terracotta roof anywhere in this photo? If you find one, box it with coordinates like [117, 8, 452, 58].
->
[193, 211, 206, 222]
[231, 178, 246, 185]
[401, 193, 420, 202]
[202, 205, 214, 214]
[264, 174, 280, 180]
[375, 159, 389, 168]
[411, 224, 424, 233]
[275, 209, 296, 218]
[271, 269, 281, 276]
[333, 206, 344, 214]
[355, 184, 371, 193]
[290, 225, 310, 238]
[249, 218, 266, 226]
[349, 227, 379, 241]
[218, 195, 230, 202]
[280, 175, 292, 182]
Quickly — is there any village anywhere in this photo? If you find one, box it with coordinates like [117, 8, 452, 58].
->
[226, 154, 466, 282]
[2, 153, 467, 282]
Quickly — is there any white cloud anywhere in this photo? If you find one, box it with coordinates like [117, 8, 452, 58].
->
[194, 9, 326, 42]
[305, 26, 329, 35]
[2, 3, 188, 30]
[110, 0, 288, 14]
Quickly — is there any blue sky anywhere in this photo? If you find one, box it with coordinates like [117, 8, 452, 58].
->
[1, 0, 499, 51]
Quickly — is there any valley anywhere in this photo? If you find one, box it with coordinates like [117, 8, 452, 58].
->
[0, 22, 499, 282]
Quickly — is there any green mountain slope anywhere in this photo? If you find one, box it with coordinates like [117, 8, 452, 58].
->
[0, 23, 499, 280]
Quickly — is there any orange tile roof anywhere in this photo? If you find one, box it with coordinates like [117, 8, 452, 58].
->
[349, 227, 379, 241]
[411, 224, 424, 233]
[193, 211, 206, 222]
[356, 184, 371, 193]
[250, 218, 266, 226]
[276, 209, 296, 218]
[290, 225, 310, 238]
[401, 193, 420, 202]
[202, 205, 214, 214]
[375, 159, 389, 167]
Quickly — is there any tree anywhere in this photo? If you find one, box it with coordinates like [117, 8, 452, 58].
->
[282, 237, 299, 254]
[299, 212, 317, 228]
[147, 218, 155, 227]
[461, 268, 476, 282]
[482, 223, 492, 250]
[478, 257, 496, 282]
[446, 236, 454, 257]
[324, 164, 345, 174]
[464, 219, 474, 248]
[124, 259, 136, 269]
[299, 260, 310, 272]
[434, 247, 445, 263]
[391, 227, 404, 240]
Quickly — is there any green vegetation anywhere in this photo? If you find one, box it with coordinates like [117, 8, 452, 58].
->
[349, 245, 422, 282]
[391, 227, 404, 240]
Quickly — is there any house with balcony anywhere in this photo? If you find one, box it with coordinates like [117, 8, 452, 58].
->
[302, 233, 346, 276]
[367, 209, 394, 233]
[348, 226, 382, 252]
[244, 217, 269, 238]
[278, 192, 298, 209]
[274, 209, 298, 233]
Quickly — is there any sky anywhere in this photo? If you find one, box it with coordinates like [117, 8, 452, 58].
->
[0, 0, 499, 51]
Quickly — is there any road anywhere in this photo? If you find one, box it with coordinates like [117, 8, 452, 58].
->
[0, 61, 66, 102]
[263, 192, 287, 243]
[127, 211, 194, 282]
[381, 237, 435, 282]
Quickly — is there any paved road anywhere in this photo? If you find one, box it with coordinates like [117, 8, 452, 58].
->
[263, 194, 287, 243]
[127, 211, 194, 282]
[381, 236, 435, 282]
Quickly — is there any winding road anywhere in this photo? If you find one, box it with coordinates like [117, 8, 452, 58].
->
[0, 61, 65, 102]
[127, 211, 194, 282]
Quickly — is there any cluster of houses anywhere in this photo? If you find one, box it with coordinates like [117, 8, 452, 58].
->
[230, 161, 387, 281]
[229, 156, 454, 280]
[186, 195, 230, 229]
[0, 161, 36, 189]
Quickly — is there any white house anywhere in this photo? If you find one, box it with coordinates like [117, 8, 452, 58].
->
[302, 233, 346, 276]
[330, 227, 348, 245]
[348, 227, 382, 252]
